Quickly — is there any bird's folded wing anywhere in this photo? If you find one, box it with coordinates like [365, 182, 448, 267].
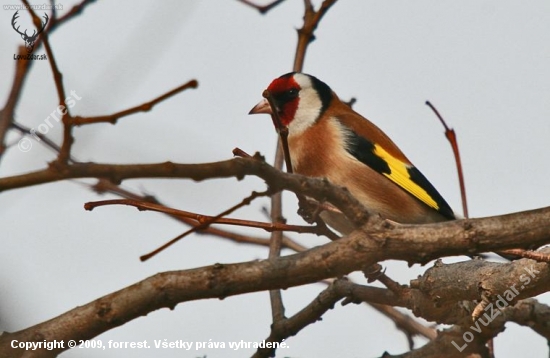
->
[345, 129, 455, 220]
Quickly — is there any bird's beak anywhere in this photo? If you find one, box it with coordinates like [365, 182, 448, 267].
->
[248, 98, 272, 115]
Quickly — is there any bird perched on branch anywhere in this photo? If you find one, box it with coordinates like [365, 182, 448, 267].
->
[249, 72, 456, 233]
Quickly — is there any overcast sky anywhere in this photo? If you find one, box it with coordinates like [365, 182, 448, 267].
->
[1, 1, 550, 357]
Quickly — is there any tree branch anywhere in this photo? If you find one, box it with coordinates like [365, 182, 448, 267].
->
[0, 157, 371, 229]
[24, 0, 73, 164]
[2, 207, 550, 356]
[0, 48, 32, 161]
[254, 278, 347, 358]
[90, 179, 308, 252]
[71, 80, 198, 126]
[293, 0, 338, 71]
[411, 255, 550, 314]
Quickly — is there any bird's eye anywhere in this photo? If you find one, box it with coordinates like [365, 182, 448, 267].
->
[273, 88, 299, 106]
[287, 88, 299, 98]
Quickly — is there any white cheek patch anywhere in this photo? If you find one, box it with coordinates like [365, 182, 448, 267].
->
[288, 74, 323, 136]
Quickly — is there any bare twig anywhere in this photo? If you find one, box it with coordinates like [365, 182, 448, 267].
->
[497, 248, 550, 262]
[0, 49, 32, 160]
[72, 80, 199, 126]
[25, 1, 73, 165]
[0, 158, 371, 230]
[139, 190, 272, 261]
[425, 102, 545, 263]
[11, 240, 550, 357]
[7, 158, 550, 261]
[253, 279, 347, 358]
[84, 198, 320, 235]
[293, 0, 338, 72]
[262, 89, 294, 173]
[425, 101, 468, 218]
[54, 0, 96, 29]
[336, 280, 438, 342]
[268, 141, 286, 322]
[232, 147, 252, 158]
[11, 121, 79, 162]
[0, 0, 96, 163]
[247, 0, 340, 338]
[91, 179, 308, 252]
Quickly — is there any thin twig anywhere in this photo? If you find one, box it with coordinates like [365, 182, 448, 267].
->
[0, 0, 95, 162]
[253, 279, 346, 358]
[497, 248, 550, 262]
[11, 121, 79, 163]
[138, 190, 272, 261]
[293, 0, 338, 72]
[54, 0, 96, 29]
[262, 90, 293, 173]
[425, 101, 468, 218]
[84, 198, 319, 234]
[0, 48, 32, 160]
[232, 147, 252, 157]
[0, 0, 96, 163]
[337, 279, 438, 344]
[268, 141, 286, 322]
[49, 0, 57, 20]
[90, 179, 308, 252]
[258, 0, 341, 336]
[425, 102, 547, 262]
[25, 1, 73, 165]
[72, 80, 199, 126]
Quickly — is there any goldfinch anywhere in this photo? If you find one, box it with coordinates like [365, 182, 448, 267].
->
[249, 72, 455, 234]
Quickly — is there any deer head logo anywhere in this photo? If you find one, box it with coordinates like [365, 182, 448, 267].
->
[11, 11, 49, 53]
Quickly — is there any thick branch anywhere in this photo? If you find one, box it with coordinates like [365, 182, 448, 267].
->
[0, 157, 370, 228]
[380, 327, 489, 358]
[2, 157, 550, 257]
[411, 256, 550, 312]
[343, 260, 550, 337]
[0, 235, 370, 357]
[507, 299, 550, 340]
[2, 210, 550, 356]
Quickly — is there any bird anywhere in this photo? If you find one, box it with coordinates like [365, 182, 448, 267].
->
[249, 72, 456, 234]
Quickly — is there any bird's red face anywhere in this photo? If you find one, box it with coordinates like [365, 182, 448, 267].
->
[264, 75, 301, 126]
[249, 73, 300, 126]
[249, 73, 332, 135]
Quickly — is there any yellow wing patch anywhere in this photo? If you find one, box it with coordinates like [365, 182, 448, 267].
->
[373, 144, 439, 210]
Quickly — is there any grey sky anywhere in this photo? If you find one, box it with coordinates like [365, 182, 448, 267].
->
[1, 1, 549, 357]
